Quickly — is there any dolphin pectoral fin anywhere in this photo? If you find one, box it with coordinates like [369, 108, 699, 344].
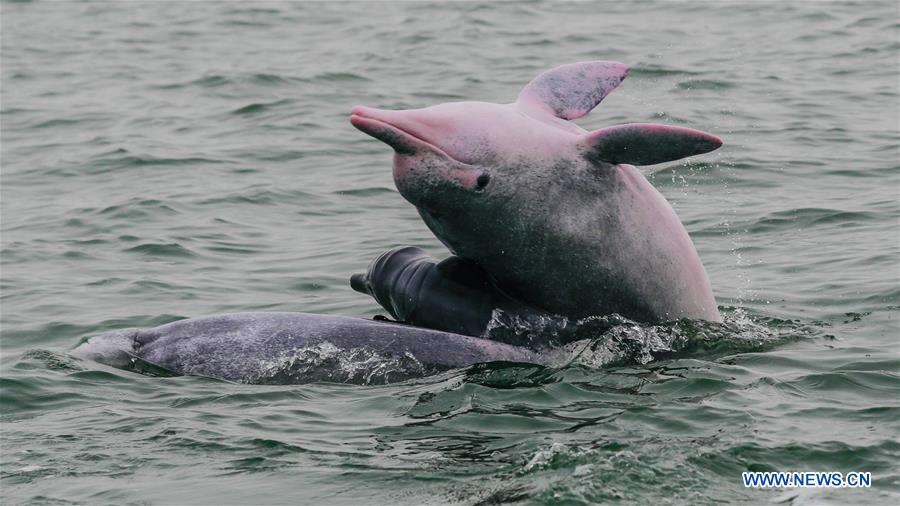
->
[581, 123, 723, 166]
[372, 314, 412, 325]
[516, 61, 629, 120]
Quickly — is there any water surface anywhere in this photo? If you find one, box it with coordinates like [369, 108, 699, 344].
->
[2, 1, 898, 504]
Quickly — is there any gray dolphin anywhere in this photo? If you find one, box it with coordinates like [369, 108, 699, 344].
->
[350, 60, 722, 323]
[72, 312, 543, 384]
[350, 246, 558, 346]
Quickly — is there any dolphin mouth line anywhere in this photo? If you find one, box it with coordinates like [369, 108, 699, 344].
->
[350, 112, 471, 166]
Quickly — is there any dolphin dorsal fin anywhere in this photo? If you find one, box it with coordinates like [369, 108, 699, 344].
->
[581, 123, 722, 165]
[516, 61, 629, 120]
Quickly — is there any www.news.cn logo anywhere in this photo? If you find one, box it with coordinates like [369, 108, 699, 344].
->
[742, 471, 871, 488]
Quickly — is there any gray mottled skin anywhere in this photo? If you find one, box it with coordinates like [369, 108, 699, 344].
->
[350, 60, 722, 323]
[73, 312, 543, 384]
[350, 246, 554, 344]
[416, 158, 669, 320]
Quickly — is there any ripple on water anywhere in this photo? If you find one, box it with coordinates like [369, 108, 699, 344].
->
[229, 99, 295, 116]
[676, 79, 737, 91]
[1, 0, 898, 504]
[124, 242, 196, 258]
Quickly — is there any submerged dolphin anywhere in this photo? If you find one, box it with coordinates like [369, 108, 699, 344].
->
[351, 246, 557, 345]
[72, 312, 543, 384]
[350, 61, 722, 323]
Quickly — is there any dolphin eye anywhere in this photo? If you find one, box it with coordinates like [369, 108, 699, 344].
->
[475, 172, 491, 190]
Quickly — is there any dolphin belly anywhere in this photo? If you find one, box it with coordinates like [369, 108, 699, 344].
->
[72, 312, 543, 384]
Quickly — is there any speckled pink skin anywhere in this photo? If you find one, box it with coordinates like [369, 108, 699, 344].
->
[351, 61, 723, 323]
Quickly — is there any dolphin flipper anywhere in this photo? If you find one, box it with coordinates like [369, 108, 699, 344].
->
[581, 123, 723, 166]
[516, 61, 629, 120]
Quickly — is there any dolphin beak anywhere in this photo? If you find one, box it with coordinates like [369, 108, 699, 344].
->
[350, 106, 475, 169]
[350, 273, 371, 295]
[350, 105, 451, 158]
[350, 106, 418, 154]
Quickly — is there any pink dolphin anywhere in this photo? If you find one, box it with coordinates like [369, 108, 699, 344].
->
[351, 61, 722, 323]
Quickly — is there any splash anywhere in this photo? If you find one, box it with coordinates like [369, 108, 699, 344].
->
[250, 342, 441, 385]
[484, 307, 808, 370]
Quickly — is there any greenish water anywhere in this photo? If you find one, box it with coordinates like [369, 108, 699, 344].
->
[2, 1, 898, 504]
